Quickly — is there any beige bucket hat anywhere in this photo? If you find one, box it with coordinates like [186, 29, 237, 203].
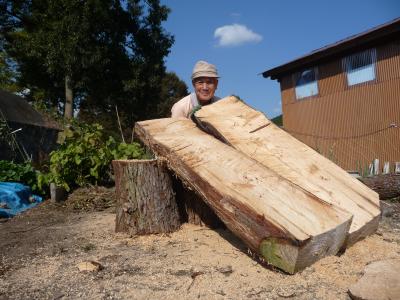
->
[191, 60, 219, 80]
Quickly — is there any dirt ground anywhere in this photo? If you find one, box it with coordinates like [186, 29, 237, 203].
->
[0, 187, 399, 300]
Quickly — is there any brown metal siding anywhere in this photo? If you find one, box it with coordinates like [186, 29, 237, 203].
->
[280, 40, 400, 172]
[377, 41, 400, 81]
[318, 60, 346, 96]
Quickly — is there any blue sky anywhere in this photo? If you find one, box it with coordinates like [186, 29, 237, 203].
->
[160, 0, 399, 118]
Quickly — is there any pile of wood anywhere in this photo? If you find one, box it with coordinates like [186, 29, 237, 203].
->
[114, 96, 381, 274]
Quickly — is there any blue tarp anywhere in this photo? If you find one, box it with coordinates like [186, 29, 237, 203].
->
[0, 182, 43, 218]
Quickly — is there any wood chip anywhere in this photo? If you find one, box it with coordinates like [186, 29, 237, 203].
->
[77, 261, 103, 272]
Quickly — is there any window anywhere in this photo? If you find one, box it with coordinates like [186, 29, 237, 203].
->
[294, 68, 319, 99]
[343, 48, 377, 86]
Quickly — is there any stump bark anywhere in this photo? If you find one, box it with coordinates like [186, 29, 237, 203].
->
[113, 159, 180, 235]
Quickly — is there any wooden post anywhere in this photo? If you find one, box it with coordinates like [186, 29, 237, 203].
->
[368, 163, 374, 176]
[373, 159, 380, 175]
[383, 162, 390, 174]
[64, 75, 73, 120]
[50, 183, 67, 203]
[112, 159, 180, 235]
[395, 162, 400, 174]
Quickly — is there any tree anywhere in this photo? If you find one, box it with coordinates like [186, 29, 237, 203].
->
[156, 72, 188, 117]
[0, 0, 175, 125]
[0, 51, 19, 92]
[78, 71, 188, 140]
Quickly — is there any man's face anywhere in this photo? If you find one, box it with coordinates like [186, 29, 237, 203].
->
[192, 77, 218, 104]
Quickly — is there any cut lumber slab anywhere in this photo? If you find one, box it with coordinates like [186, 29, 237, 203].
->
[135, 118, 353, 273]
[193, 96, 381, 246]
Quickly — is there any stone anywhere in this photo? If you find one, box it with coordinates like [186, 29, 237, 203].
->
[216, 265, 233, 276]
[77, 261, 103, 272]
[348, 259, 400, 300]
[380, 201, 395, 218]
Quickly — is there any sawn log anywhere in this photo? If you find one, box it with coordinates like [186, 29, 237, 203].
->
[135, 118, 353, 273]
[193, 96, 381, 246]
[359, 173, 400, 200]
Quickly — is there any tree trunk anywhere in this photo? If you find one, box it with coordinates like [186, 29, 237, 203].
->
[112, 159, 180, 235]
[193, 96, 380, 247]
[135, 118, 353, 274]
[359, 174, 400, 200]
[64, 75, 73, 119]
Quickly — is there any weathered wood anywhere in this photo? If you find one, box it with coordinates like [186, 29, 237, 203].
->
[373, 159, 380, 175]
[112, 159, 180, 235]
[383, 162, 390, 174]
[135, 118, 353, 273]
[395, 162, 400, 174]
[369, 163, 374, 176]
[193, 96, 381, 246]
[50, 183, 67, 203]
[359, 174, 400, 200]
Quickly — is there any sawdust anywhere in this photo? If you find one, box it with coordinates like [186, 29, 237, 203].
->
[0, 187, 399, 300]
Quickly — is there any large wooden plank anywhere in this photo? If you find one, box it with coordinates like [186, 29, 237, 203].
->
[135, 118, 353, 273]
[193, 96, 381, 246]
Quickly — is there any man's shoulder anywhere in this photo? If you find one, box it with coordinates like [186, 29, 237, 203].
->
[176, 94, 192, 104]
[171, 94, 193, 118]
[172, 94, 192, 109]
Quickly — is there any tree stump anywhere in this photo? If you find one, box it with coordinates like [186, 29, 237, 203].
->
[112, 159, 180, 235]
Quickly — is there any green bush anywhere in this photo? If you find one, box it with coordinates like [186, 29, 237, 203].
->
[49, 121, 147, 191]
[0, 122, 147, 195]
[0, 160, 46, 194]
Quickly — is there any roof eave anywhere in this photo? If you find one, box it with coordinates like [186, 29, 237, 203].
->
[263, 18, 400, 80]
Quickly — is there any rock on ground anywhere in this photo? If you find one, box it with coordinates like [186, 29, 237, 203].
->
[348, 259, 400, 300]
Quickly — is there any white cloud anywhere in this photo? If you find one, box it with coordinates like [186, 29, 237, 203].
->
[214, 24, 262, 47]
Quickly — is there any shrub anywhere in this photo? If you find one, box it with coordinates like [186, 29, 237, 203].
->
[49, 121, 147, 191]
[0, 122, 147, 195]
[0, 160, 46, 194]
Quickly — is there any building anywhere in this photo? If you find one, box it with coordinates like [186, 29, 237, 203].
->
[262, 18, 400, 173]
[0, 89, 61, 164]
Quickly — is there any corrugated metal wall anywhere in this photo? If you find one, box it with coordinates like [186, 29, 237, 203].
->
[280, 40, 400, 172]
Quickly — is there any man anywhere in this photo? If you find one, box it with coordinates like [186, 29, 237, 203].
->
[171, 60, 220, 118]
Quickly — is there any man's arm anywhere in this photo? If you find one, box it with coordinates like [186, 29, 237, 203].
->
[171, 96, 191, 118]
[171, 103, 186, 118]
